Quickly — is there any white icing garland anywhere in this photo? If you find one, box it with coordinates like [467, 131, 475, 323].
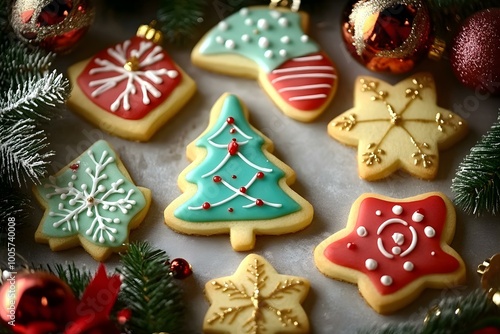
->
[88, 39, 178, 112]
[44, 149, 138, 244]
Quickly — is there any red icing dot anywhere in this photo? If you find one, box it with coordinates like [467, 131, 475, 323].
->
[232, 175, 237, 179]
[239, 187, 247, 193]
[213, 175, 222, 183]
[256, 172, 264, 179]
[228, 208, 234, 212]
[256, 199, 264, 206]
[229, 128, 236, 134]
[70, 163, 80, 172]
[202, 202, 211, 210]
[228, 138, 239, 156]
[347, 242, 356, 249]
[227, 117, 235, 124]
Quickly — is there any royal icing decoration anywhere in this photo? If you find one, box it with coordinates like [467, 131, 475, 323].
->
[36, 140, 147, 247]
[77, 36, 182, 120]
[204, 254, 310, 334]
[328, 73, 467, 180]
[314, 193, 466, 313]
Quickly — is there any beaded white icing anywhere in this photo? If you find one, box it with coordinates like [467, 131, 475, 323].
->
[424, 226, 436, 238]
[365, 258, 378, 271]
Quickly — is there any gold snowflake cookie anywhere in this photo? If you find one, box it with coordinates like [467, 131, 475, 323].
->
[328, 73, 468, 181]
[203, 254, 310, 333]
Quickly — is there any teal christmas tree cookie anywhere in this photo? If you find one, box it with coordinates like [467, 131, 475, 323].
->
[191, 6, 338, 122]
[164, 93, 313, 251]
[34, 140, 152, 261]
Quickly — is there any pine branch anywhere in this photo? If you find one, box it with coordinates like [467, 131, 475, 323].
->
[0, 187, 30, 239]
[117, 242, 185, 334]
[452, 113, 500, 216]
[45, 262, 93, 299]
[157, 0, 206, 45]
[358, 290, 500, 334]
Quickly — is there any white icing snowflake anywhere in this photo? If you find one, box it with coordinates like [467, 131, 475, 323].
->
[43, 147, 141, 245]
[88, 39, 178, 112]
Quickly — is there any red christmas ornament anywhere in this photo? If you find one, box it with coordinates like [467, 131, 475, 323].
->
[0, 271, 78, 333]
[169, 258, 193, 279]
[341, 0, 434, 73]
[10, 0, 95, 53]
[450, 8, 500, 96]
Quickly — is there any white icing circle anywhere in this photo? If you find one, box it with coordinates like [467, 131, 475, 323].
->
[264, 50, 273, 58]
[300, 34, 309, 42]
[280, 35, 290, 44]
[375, 210, 382, 216]
[258, 37, 269, 48]
[278, 17, 288, 27]
[218, 21, 228, 31]
[380, 275, 393, 286]
[241, 34, 250, 42]
[224, 39, 235, 49]
[392, 205, 403, 215]
[357, 226, 368, 237]
[257, 18, 269, 30]
[392, 246, 401, 255]
[424, 226, 436, 238]
[403, 261, 414, 271]
[412, 211, 424, 222]
[365, 259, 378, 271]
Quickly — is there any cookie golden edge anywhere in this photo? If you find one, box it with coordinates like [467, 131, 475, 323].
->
[33, 141, 152, 262]
[67, 59, 196, 142]
[191, 7, 335, 123]
[313, 192, 466, 314]
[164, 93, 314, 251]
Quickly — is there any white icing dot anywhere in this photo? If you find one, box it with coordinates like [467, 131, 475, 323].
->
[81, 184, 87, 190]
[69, 199, 76, 206]
[300, 34, 309, 42]
[258, 36, 269, 48]
[108, 235, 115, 242]
[125, 204, 132, 210]
[280, 35, 290, 44]
[58, 203, 64, 210]
[167, 70, 178, 78]
[68, 182, 73, 187]
[218, 21, 228, 31]
[392, 246, 401, 255]
[123, 209, 128, 214]
[102, 204, 110, 210]
[245, 18, 253, 26]
[375, 210, 382, 216]
[257, 18, 269, 30]
[225, 39, 235, 49]
[85, 167, 91, 173]
[113, 218, 120, 224]
[431, 251, 436, 256]
[424, 226, 436, 238]
[86, 229, 92, 235]
[241, 34, 250, 42]
[403, 261, 414, 271]
[357, 226, 368, 237]
[109, 206, 116, 212]
[49, 211, 55, 216]
[412, 210, 424, 222]
[215, 36, 224, 44]
[71, 174, 77, 180]
[270, 10, 281, 19]
[98, 184, 106, 192]
[380, 275, 393, 286]
[392, 205, 403, 215]
[60, 194, 67, 200]
[279, 49, 287, 57]
[99, 235, 105, 243]
[278, 17, 288, 27]
[392, 232, 405, 245]
[240, 8, 249, 16]
[264, 50, 273, 58]
[62, 227, 67, 231]
[365, 259, 378, 271]
[87, 210, 93, 217]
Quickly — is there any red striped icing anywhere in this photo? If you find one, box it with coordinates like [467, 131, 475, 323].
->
[267, 52, 336, 111]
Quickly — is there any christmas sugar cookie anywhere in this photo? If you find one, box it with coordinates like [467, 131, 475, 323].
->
[328, 73, 468, 180]
[191, 6, 338, 122]
[204, 253, 310, 333]
[34, 140, 152, 261]
[164, 93, 313, 251]
[314, 192, 466, 314]
[67, 24, 196, 141]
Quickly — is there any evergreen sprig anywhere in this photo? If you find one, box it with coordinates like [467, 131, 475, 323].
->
[452, 113, 500, 216]
[358, 290, 500, 334]
[47, 262, 93, 299]
[117, 242, 185, 334]
[157, 0, 206, 45]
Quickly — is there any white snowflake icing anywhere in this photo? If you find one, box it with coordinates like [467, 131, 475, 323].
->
[44, 149, 138, 244]
[88, 39, 178, 112]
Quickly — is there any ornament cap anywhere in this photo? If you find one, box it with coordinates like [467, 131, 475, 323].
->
[428, 37, 446, 61]
[136, 21, 163, 44]
[477, 253, 500, 306]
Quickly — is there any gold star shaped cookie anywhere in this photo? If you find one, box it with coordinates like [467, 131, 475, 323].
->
[328, 73, 468, 181]
[203, 254, 310, 333]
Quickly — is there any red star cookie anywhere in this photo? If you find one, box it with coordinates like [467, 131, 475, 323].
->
[314, 192, 466, 314]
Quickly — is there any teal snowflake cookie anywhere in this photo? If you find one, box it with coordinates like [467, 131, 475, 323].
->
[34, 140, 152, 261]
[191, 6, 338, 122]
[164, 93, 314, 251]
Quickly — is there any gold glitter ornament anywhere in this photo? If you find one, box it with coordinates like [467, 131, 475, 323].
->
[477, 253, 500, 306]
[10, 0, 95, 54]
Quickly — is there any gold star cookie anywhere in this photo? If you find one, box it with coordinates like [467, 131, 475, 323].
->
[328, 73, 468, 181]
[203, 254, 310, 333]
